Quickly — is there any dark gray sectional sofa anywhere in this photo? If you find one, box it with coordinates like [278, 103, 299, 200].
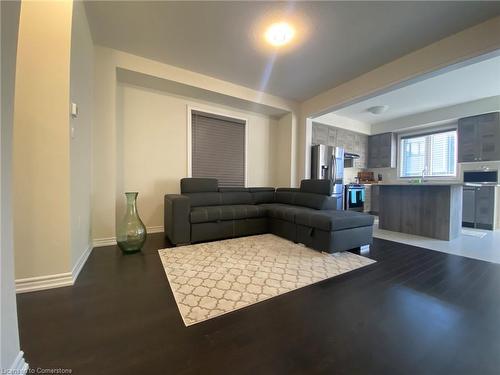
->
[164, 178, 374, 253]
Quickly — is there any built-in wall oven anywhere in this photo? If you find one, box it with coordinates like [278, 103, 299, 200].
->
[462, 170, 498, 230]
[345, 184, 365, 212]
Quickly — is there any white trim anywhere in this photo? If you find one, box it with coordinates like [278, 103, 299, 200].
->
[72, 245, 92, 283]
[186, 105, 192, 177]
[92, 237, 117, 247]
[147, 225, 164, 234]
[92, 226, 164, 248]
[16, 273, 73, 294]
[186, 105, 249, 186]
[15, 244, 94, 293]
[9, 351, 29, 374]
[304, 117, 313, 180]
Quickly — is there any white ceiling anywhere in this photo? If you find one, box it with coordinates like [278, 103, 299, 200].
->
[84, 1, 500, 101]
[315, 54, 500, 125]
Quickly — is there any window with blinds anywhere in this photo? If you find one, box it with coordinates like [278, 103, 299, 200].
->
[191, 110, 246, 187]
[400, 129, 457, 178]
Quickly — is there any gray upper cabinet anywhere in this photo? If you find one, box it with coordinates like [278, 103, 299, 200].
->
[458, 112, 500, 162]
[367, 132, 396, 168]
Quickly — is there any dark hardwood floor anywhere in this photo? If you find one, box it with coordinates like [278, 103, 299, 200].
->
[17, 233, 500, 374]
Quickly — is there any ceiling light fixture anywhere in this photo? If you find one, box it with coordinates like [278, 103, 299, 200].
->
[367, 105, 389, 115]
[264, 22, 295, 47]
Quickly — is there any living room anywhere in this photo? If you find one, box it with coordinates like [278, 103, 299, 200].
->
[1, 1, 500, 374]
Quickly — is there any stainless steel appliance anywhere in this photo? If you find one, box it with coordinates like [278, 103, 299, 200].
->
[345, 184, 366, 212]
[343, 152, 360, 168]
[311, 144, 344, 210]
[462, 170, 498, 230]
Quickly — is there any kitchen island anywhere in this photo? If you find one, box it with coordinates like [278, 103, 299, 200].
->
[378, 183, 463, 240]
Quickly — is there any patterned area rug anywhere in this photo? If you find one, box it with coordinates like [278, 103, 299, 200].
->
[158, 234, 375, 326]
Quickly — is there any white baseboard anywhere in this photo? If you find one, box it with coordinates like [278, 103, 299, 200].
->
[92, 226, 163, 248]
[147, 225, 163, 234]
[92, 237, 117, 247]
[16, 272, 73, 294]
[16, 244, 92, 294]
[9, 351, 29, 374]
[72, 245, 92, 283]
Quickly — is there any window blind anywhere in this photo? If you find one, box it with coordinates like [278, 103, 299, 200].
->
[191, 110, 246, 187]
[400, 129, 457, 178]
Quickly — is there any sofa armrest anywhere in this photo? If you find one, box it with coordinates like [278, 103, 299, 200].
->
[164, 194, 191, 245]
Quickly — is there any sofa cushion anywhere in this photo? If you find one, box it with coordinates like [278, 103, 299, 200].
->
[249, 187, 275, 204]
[218, 187, 249, 192]
[293, 192, 337, 210]
[300, 179, 333, 195]
[295, 210, 374, 231]
[275, 188, 299, 205]
[220, 191, 253, 205]
[190, 205, 267, 224]
[260, 203, 315, 223]
[181, 178, 218, 193]
[184, 192, 221, 207]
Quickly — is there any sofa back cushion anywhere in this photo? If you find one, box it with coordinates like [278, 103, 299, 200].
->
[249, 187, 275, 204]
[300, 179, 333, 195]
[181, 178, 218, 193]
[219, 187, 253, 205]
[184, 192, 221, 207]
[294, 192, 336, 210]
[275, 188, 299, 205]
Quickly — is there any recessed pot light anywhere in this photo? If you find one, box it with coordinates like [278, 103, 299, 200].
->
[264, 22, 295, 47]
[367, 105, 389, 115]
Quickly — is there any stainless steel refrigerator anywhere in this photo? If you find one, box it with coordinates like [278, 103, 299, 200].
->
[311, 144, 344, 210]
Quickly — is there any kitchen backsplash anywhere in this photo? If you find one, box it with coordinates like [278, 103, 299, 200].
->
[312, 122, 368, 169]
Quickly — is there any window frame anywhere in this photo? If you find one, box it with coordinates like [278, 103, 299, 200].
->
[398, 125, 458, 180]
[187, 105, 248, 187]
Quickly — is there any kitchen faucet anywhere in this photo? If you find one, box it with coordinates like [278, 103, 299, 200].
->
[421, 167, 427, 182]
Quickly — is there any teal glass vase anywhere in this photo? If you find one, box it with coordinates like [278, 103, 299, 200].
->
[117, 192, 147, 254]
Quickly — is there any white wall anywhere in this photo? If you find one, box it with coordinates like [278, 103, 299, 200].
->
[70, 1, 93, 273]
[13, 1, 73, 279]
[117, 82, 279, 229]
[272, 112, 294, 187]
[93, 47, 297, 241]
[313, 113, 371, 135]
[1, 0, 25, 370]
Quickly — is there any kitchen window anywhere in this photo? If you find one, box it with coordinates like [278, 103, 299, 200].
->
[190, 109, 246, 187]
[400, 129, 457, 178]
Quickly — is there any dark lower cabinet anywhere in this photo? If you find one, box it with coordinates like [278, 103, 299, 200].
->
[370, 185, 380, 215]
[462, 186, 495, 230]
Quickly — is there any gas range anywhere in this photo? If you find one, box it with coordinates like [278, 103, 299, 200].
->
[345, 184, 365, 212]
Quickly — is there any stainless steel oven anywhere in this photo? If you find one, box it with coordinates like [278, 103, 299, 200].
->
[462, 170, 498, 230]
[345, 184, 365, 212]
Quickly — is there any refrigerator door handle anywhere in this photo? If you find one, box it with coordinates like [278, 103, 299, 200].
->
[331, 154, 336, 182]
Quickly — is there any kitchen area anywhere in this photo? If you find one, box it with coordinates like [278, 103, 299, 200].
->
[310, 109, 500, 259]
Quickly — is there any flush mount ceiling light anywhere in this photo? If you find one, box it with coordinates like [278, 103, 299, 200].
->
[367, 105, 389, 115]
[264, 22, 295, 47]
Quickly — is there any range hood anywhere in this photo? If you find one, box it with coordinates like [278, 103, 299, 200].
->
[344, 152, 360, 159]
[344, 152, 360, 168]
